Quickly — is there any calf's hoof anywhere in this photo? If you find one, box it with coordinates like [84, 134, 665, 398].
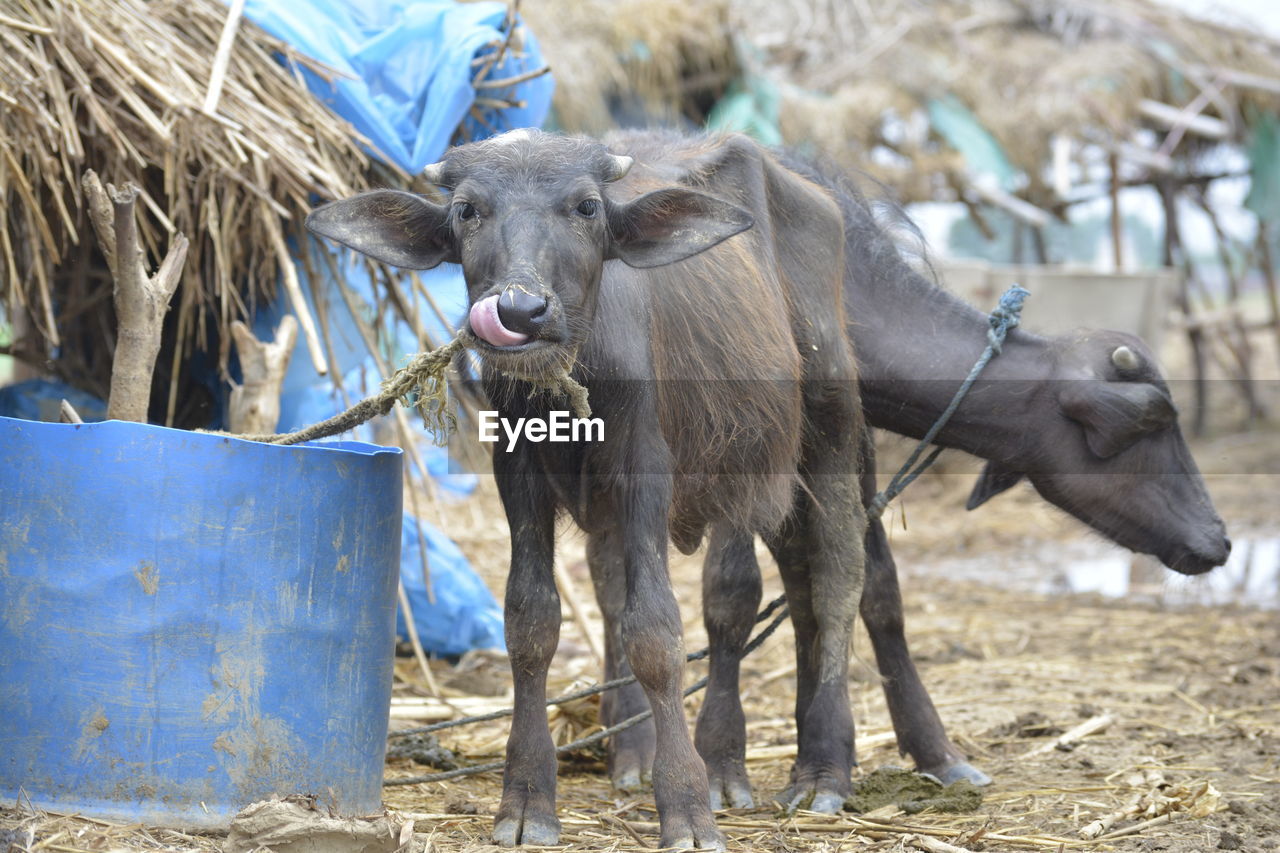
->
[492, 796, 561, 847]
[659, 812, 725, 852]
[608, 721, 656, 793]
[707, 764, 754, 810]
[611, 764, 651, 794]
[922, 760, 992, 787]
[776, 764, 852, 814]
[777, 785, 845, 815]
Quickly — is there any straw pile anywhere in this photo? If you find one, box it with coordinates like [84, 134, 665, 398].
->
[1, 0, 394, 396]
[517, 0, 738, 133]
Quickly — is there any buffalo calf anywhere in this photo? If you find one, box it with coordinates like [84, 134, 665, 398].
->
[307, 129, 867, 850]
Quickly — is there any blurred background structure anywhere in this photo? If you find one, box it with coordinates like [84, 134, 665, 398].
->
[524, 0, 1280, 432]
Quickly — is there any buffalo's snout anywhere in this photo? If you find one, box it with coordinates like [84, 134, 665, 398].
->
[498, 287, 551, 336]
[1167, 528, 1231, 576]
[469, 285, 561, 349]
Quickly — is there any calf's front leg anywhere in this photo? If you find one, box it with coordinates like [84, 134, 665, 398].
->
[857, 439, 990, 785]
[617, 459, 724, 851]
[491, 454, 562, 847]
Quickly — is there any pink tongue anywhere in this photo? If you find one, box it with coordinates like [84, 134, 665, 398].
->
[469, 295, 530, 347]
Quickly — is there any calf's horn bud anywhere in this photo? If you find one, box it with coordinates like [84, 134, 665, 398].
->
[1111, 345, 1139, 371]
[604, 154, 633, 182]
[422, 161, 446, 186]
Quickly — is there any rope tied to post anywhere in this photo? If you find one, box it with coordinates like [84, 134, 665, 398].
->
[866, 284, 1029, 520]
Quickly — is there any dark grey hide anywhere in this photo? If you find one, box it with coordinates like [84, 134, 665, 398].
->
[596, 151, 1233, 809]
[306, 129, 866, 851]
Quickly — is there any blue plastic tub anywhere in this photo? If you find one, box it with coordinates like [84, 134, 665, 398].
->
[0, 417, 403, 827]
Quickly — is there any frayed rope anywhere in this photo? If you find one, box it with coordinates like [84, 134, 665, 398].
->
[232, 329, 590, 446]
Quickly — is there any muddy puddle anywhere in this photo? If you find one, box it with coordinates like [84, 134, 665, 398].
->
[900, 534, 1280, 609]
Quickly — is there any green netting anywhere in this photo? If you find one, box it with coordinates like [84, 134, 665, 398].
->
[1245, 109, 1280, 225]
[707, 75, 783, 147]
[927, 94, 1018, 191]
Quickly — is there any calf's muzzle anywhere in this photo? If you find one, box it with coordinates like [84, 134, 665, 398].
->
[498, 287, 550, 336]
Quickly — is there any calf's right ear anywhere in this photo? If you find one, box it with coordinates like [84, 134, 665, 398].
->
[305, 190, 454, 270]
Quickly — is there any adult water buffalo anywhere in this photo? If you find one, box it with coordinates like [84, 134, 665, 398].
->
[307, 130, 868, 850]
[595, 150, 1233, 809]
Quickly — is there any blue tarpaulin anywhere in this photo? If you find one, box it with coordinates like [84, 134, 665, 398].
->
[397, 515, 505, 655]
[235, 0, 550, 656]
[240, 0, 553, 172]
[0, 379, 107, 423]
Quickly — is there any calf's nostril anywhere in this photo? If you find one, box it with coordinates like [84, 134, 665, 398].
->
[497, 288, 550, 335]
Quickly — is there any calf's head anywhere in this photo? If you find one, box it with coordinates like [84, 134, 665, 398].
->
[968, 331, 1230, 575]
[305, 130, 752, 380]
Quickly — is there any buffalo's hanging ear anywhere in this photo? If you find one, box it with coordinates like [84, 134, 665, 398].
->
[606, 188, 753, 269]
[305, 190, 454, 270]
[966, 461, 1025, 510]
[1059, 381, 1177, 459]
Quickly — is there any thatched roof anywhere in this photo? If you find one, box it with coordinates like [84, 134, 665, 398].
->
[1, 0, 395, 365]
[536, 0, 1280, 205]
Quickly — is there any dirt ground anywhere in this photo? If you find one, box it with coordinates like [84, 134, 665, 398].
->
[3, 426, 1277, 853]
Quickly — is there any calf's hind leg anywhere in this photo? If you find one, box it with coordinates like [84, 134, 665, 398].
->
[695, 526, 762, 809]
[767, 414, 866, 812]
[587, 529, 657, 792]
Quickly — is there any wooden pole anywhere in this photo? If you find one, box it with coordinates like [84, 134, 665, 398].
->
[1195, 190, 1265, 422]
[1110, 151, 1124, 271]
[1256, 222, 1280, 376]
[1160, 179, 1207, 435]
[82, 171, 188, 424]
[228, 315, 298, 434]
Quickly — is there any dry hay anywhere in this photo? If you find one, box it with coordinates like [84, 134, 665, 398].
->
[516, 0, 737, 133]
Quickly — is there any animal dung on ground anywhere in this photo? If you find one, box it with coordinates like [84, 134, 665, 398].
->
[843, 767, 983, 816]
[223, 798, 402, 853]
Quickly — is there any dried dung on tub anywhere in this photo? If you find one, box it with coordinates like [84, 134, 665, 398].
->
[844, 766, 983, 815]
[224, 797, 400, 853]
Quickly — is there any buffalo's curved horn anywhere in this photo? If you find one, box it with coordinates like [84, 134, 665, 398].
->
[604, 154, 633, 182]
[1111, 345, 1139, 371]
[422, 161, 446, 186]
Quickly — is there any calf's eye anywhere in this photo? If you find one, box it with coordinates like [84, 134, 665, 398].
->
[456, 202, 477, 221]
[576, 198, 599, 218]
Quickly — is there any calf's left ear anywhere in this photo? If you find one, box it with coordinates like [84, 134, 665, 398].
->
[607, 188, 753, 268]
[1059, 381, 1177, 459]
[305, 190, 454, 270]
